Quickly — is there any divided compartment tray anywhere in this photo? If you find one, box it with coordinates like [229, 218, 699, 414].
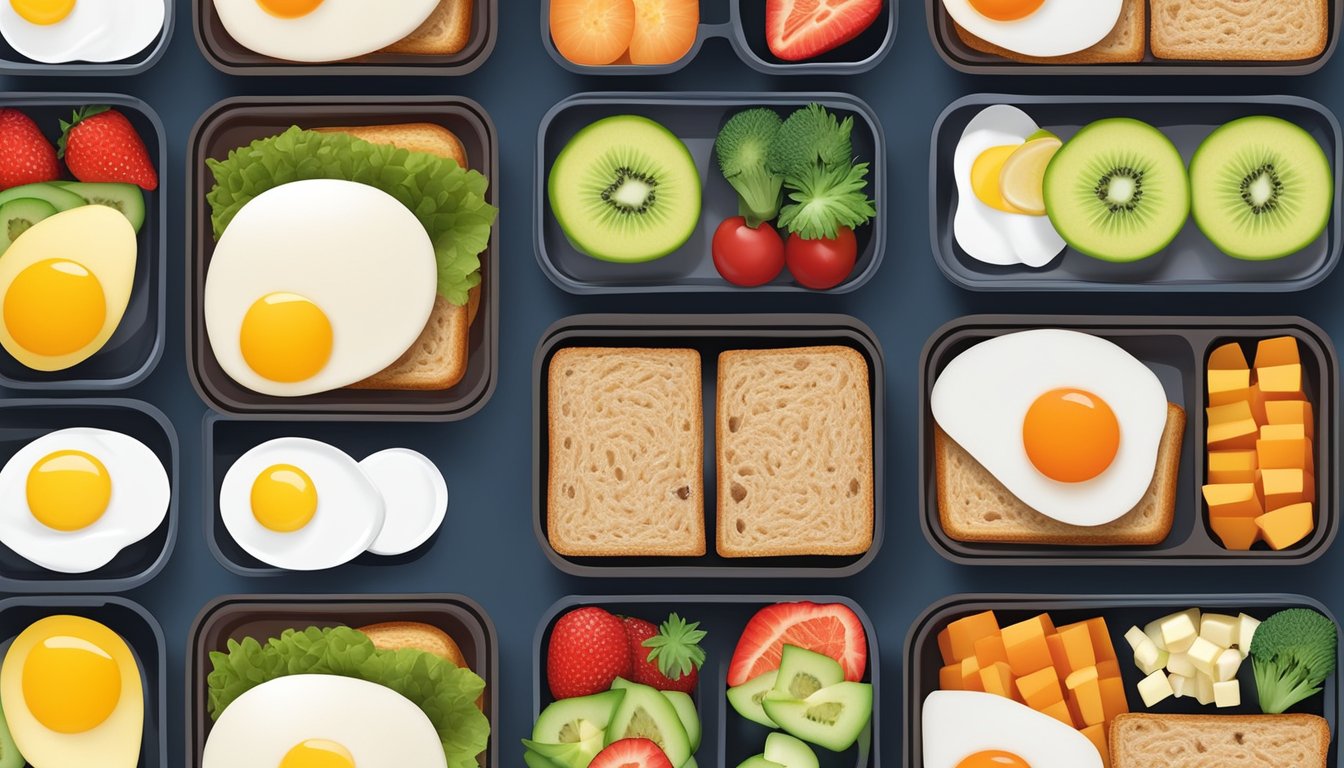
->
[918, 315, 1338, 565]
[930, 95, 1343, 292]
[186, 593, 498, 768]
[0, 1, 172, 76]
[534, 595, 879, 767]
[0, 94, 166, 389]
[903, 593, 1341, 767]
[927, 0, 1340, 75]
[536, 92, 885, 294]
[540, 0, 895, 75]
[534, 314, 885, 577]
[186, 96, 499, 421]
[194, 0, 498, 75]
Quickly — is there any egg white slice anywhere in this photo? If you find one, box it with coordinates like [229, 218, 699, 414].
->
[360, 448, 447, 557]
[923, 691, 1103, 768]
[0, 0, 164, 64]
[941, 0, 1123, 58]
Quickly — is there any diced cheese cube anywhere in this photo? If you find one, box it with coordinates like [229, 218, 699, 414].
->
[1260, 468, 1315, 510]
[1214, 680, 1241, 708]
[1214, 648, 1243, 683]
[1161, 613, 1199, 654]
[1203, 483, 1264, 519]
[1256, 434, 1313, 471]
[1169, 673, 1193, 699]
[1256, 503, 1315, 550]
[1187, 637, 1222, 676]
[1137, 669, 1175, 707]
[1133, 638, 1165, 676]
[1257, 364, 1303, 399]
[1199, 613, 1239, 648]
[1208, 368, 1251, 406]
[1208, 341, 1249, 371]
[1143, 620, 1166, 652]
[1208, 450, 1258, 484]
[1195, 673, 1215, 706]
[1124, 626, 1148, 652]
[1208, 401, 1259, 450]
[1237, 614, 1261, 650]
[1260, 423, 1307, 441]
[1255, 336, 1301, 368]
[1265, 400, 1314, 439]
[1166, 652, 1197, 679]
[1210, 516, 1261, 551]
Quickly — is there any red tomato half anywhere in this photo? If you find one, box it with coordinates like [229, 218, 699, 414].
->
[785, 228, 858, 290]
[712, 217, 786, 287]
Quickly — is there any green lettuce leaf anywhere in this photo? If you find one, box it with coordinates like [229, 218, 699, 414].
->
[207, 626, 490, 768]
[205, 126, 497, 307]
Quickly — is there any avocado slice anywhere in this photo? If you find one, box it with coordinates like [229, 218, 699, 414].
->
[605, 677, 692, 767]
[0, 183, 85, 212]
[521, 734, 604, 768]
[681, 758, 698, 768]
[761, 681, 872, 753]
[727, 669, 779, 728]
[53, 182, 146, 232]
[531, 689, 624, 744]
[764, 732, 819, 768]
[735, 757, 785, 768]
[0, 198, 58, 254]
[661, 690, 700, 752]
[769, 645, 844, 701]
[523, 748, 563, 768]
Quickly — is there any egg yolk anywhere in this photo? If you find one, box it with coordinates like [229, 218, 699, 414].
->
[957, 751, 1033, 768]
[971, 145, 1026, 214]
[281, 739, 356, 768]
[26, 450, 111, 532]
[22, 633, 121, 733]
[256, 0, 324, 18]
[3, 259, 106, 357]
[251, 464, 318, 533]
[240, 293, 333, 384]
[968, 0, 1045, 21]
[10, 0, 75, 25]
[1022, 388, 1120, 483]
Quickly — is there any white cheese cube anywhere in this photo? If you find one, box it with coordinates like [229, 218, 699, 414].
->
[1200, 613, 1239, 649]
[1134, 638, 1165, 675]
[1168, 673, 1193, 699]
[1187, 637, 1223, 676]
[1161, 613, 1199, 654]
[1143, 620, 1167, 652]
[1166, 652, 1197, 679]
[1237, 613, 1261, 650]
[1138, 669, 1175, 707]
[1214, 680, 1241, 708]
[1214, 648, 1244, 683]
[1125, 626, 1149, 652]
[1195, 673, 1215, 706]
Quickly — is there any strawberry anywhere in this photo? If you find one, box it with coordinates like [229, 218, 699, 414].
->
[546, 606, 632, 699]
[623, 613, 706, 694]
[765, 0, 883, 62]
[58, 106, 158, 191]
[0, 109, 60, 190]
[728, 601, 867, 686]
[590, 739, 673, 768]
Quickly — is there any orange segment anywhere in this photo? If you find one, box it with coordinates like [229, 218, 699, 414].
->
[550, 0, 637, 66]
[628, 0, 699, 65]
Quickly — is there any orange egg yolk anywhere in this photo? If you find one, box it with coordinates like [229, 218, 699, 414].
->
[10, 0, 75, 25]
[968, 0, 1045, 21]
[255, 0, 324, 18]
[3, 259, 106, 357]
[26, 450, 112, 531]
[280, 739, 356, 768]
[1022, 388, 1120, 483]
[240, 292, 333, 383]
[251, 464, 318, 533]
[22, 633, 121, 733]
[957, 751, 1033, 768]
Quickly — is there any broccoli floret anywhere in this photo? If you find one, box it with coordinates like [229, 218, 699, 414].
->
[766, 103, 854, 179]
[715, 108, 785, 227]
[1250, 608, 1338, 714]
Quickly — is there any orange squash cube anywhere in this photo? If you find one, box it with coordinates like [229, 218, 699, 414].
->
[940, 611, 999, 664]
[1256, 503, 1315, 550]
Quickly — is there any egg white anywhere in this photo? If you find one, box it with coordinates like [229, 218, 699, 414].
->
[942, 0, 1123, 57]
[212, 0, 441, 63]
[0, 0, 164, 63]
[923, 691, 1103, 768]
[360, 448, 447, 557]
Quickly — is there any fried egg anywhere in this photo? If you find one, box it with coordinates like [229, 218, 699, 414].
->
[930, 329, 1168, 527]
[942, 0, 1123, 57]
[212, 0, 441, 63]
[923, 691, 1103, 768]
[0, 428, 169, 574]
[0, 0, 164, 63]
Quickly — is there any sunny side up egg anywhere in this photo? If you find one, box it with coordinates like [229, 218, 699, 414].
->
[941, 0, 1123, 57]
[923, 691, 1103, 768]
[1, 615, 143, 768]
[0, 0, 164, 64]
[930, 329, 1168, 527]
[212, 0, 441, 62]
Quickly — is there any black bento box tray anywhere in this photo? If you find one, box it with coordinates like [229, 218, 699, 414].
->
[0, 1, 173, 76]
[533, 314, 885, 578]
[919, 315, 1338, 566]
[930, 94, 1343, 292]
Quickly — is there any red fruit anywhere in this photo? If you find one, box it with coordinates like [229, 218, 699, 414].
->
[765, 0, 883, 62]
[590, 738, 673, 768]
[547, 606, 633, 699]
[712, 217, 786, 287]
[623, 613, 706, 694]
[59, 106, 158, 191]
[785, 227, 858, 290]
[727, 602, 867, 687]
[0, 109, 60, 191]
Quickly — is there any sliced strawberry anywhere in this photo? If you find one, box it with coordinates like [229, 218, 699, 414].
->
[623, 613, 706, 693]
[591, 738, 674, 768]
[0, 109, 60, 190]
[547, 606, 633, 700]
[727, 602, 867, 686]
[764, 0, 882, 62]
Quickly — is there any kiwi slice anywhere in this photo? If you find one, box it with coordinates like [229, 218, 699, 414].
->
[1190, 115, 1333, 261]
[1043, 118, 1190, 262]
[0, 198, 58, 254]
[548, 115, 701, 263]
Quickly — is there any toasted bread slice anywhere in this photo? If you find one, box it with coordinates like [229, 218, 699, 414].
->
[358, 621, 469, 668]
[716, 346, 874, 558]
[934, 402, 1185, 546]
[547, 347, 706, 557]
[953, 0, 1145, 64]
[1149, 0, 1327, 61]
[1110, 713, 1330, 767]
[381, 0, 474, 56]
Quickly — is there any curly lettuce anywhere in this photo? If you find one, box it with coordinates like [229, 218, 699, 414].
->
[205, 126, 497, 307]
[207, 626, 490, 768]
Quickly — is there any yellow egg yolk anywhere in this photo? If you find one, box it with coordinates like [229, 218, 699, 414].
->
[971, 145, 1026, 214]
[281, 739, 356, 768]
[3, 259, 106, 357]
[1022, 388, 1120, 483]
[10, 0, 75, 25]
[256, 0, 324, 18]
[240, 293, 333, 383]
[251, 464, 318, 533]
[968, 0, 1044, 21]
[957, 751, 1033, 768]
[26, 450, 111, 531]
[22, 633, 121, 733]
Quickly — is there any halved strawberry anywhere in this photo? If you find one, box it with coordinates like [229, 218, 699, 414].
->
[727, 602, 867, 686]
[591, 738, 673, 768]
[764, 0, 882, 62]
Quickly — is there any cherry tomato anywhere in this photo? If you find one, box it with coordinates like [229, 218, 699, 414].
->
[785, 228, 858, 290]
[712, 217, 786, 287]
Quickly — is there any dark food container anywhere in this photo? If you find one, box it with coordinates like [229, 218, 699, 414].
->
[186, 96, 499, 421]
[919, 315, 1338, 566]
[931, 95, 1343, 292]
[540, 0, 895, 75]
[904, 594, 1341, 767]
[927, 0, 1340, 75]
[534, 595, 879, 768]
[0, 94, 165, 389]
[194, 0, 497, 75]
[0, 399, 178, 592]
[203, 414, 450, 576]
[0, 2, 172, 76]
[0, 596, 167, 767]
[187, 593, 498, 768]
[537, 93, 886, 294]
[534, 314, 885, 578]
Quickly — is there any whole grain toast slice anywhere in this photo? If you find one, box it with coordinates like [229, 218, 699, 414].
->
[1149, 0, 1327, 61]
[1110, 713, 1330, 767]
[716, 346, 874, 558]
[952, 0, 1146, 64]
[934, 403, 1185, 546]
[547, 347, 706, 557]
[380, 0, 474, 56]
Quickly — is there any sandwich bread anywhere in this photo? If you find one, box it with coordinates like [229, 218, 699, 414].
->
[358, 621, 483, 710]
[380, 0, 475, 56]
[1149, 0, 1328, 61]
[953, 0, 1145, 64]
[1110, 713, 1330, 767]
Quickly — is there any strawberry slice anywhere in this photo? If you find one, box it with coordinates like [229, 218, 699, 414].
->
[591, 738, 673, 768]
[727, 602, 867, 686]
[764, 0, 883, 62]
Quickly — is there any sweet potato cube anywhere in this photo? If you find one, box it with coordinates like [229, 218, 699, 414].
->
[1016, 666, 1063, 709]
[1210, 516, 1260, 550]
[980, 661, 1016, 699]
[1255, 336, 1300, 367]
[1265, 400, 1313, 439]
[1099, 674, 1129, 720]
[939, 663, 963, 691]
[959, 657, 984, 691]
[1207, 401, 1259, 450]
[1257, 364, 1304, 399]
[1256, 503, 1315, 550]
[1260, 423, 1307, 441]
[1096, 658, 1121, 679]
[1203, 483, 1263, 518]
[1058, 624, 1097, 672]
[941, 611, 999, 664]
[1002, 615, 1054, 677]
[1259, 468, 1314, 510]
[1087, 618, 1119, 663]
[1208, 341, 1249, 370]
[1068, 676, 1106, 727]
[1208, 368, 1251, 406]
[974, 633, 1009, 668]
[1208, 450, 1257, 484]
[1256, 434, 1312, 470]
[1080, 724, 1110, 768]
[1039, 699, 1075, 728]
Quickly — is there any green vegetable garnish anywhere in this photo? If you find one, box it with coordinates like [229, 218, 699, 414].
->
[767, 103, 854, 180]
[1249, 608, 1338, 714]
[207, 626, 490, 768]
[206, 127, 497, 307]
[714, 108, 785, 227]
[643, 613, 707, 680]
[766, 104, 876, 241]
